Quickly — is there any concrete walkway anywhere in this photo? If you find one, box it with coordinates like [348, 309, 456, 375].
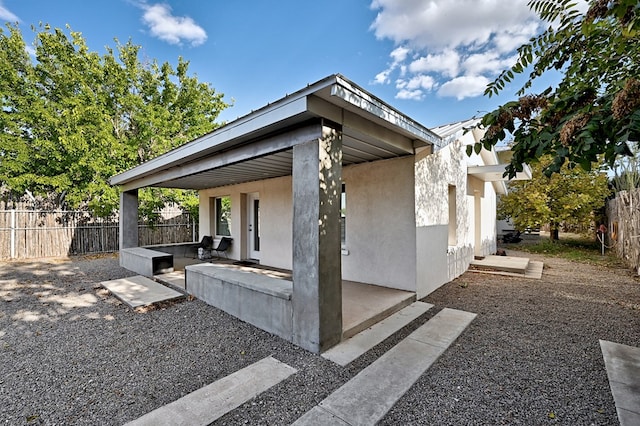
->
[294, 308, 477, 425]
[600, 340, 640, 425]
[100, 275, 183, 308]
[126, 356, 296, 426]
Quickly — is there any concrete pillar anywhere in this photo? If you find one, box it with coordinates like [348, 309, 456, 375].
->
[119, 189, 139, 249]
[292, 124, 343, 353]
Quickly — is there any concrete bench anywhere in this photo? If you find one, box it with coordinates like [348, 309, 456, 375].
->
[120, 247, 174, 277]
[185, 264, 293, 340]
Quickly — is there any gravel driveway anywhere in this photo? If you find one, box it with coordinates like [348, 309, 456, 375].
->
[1, 251, 639, 425]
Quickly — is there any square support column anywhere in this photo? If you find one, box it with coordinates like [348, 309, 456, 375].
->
[119, 189, 139, 250]
[292, 125, 343, 353]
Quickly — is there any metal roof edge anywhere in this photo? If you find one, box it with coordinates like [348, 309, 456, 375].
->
[332, 74, 442, 147]
[110, 75, 342, 186]
[110, 74, 442, 187]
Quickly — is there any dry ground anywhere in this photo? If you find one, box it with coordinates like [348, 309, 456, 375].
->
[0, 249, 639, 425]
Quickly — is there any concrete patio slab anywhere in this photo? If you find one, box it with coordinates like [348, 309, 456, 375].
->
[101, 275, 183, 308]
[294, 308, 476, 425]
[126, 356, 296, 426]
[322, 301, 433, 366]
[600, 340, 640, 426]
[168, 259, 418, 341]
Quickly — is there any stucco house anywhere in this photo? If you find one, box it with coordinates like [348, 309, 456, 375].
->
[110, 74, 526, 353]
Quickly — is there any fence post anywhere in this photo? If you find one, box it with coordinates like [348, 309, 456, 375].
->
[10, 209, 16, 259]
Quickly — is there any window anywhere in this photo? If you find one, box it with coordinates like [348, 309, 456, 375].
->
[448, 185, 457, 246]
[215, 196, 231, 236]
[340, 183, 346, 244]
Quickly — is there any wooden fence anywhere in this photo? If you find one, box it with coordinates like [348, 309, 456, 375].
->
[606, 189, 640, 272]
[0, 208, 197, 260]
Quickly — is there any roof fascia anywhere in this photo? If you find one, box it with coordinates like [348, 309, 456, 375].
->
[331, 75, 441, 148]
[119, 123, 323, 192]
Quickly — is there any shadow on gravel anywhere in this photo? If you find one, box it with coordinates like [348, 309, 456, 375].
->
[0, 255, 132, 326]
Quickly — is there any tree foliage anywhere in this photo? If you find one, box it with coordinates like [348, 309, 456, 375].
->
[471, 0, 640, 177]
[498, 155, 610, 239]
[0, 23, 228, 217]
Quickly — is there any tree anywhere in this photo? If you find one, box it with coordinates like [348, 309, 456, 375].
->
[498, 155, 610, 240]
[470, 0, 640, 177]
[0, 23, 229, 217]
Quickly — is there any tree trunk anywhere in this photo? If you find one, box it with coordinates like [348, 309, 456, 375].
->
[550, 223, 559, 241]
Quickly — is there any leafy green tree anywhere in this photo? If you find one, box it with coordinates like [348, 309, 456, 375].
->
[0, 23, 228, 217]
[471, 0, 640, 177]
[498, 155, 610, 240]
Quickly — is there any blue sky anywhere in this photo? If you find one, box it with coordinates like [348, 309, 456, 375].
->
[0, 0, 586, 128]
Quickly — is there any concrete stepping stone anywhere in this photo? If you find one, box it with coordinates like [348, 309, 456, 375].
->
[126, 356, 296, 426]
[600, 340, 640, 426]
[100, 275, 183, 308]
[322, 301, 434, 366]
[294, 308, 476, 425]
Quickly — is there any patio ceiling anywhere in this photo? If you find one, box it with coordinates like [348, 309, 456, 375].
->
[159, 124, 421, 190]
[110, 74, 442, 192]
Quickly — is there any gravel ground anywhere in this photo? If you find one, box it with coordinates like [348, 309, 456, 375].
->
[1, 251, 639, 425]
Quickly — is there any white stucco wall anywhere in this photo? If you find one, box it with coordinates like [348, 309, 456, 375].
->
[341, 156, 417, 292]
[480, 183, 498, 254]
[196, 138, 498, 298]
[415, 139, 500, 298]
[198, 156, 418, 292]
[199, 176, 294, 270]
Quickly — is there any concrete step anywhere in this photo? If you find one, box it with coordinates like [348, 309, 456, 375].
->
[323, 301, 433, 366]
[470, 260, 544, 279]
[126, 356, 296, 426]
[342, 282, 416, 339]
[100, 275, 184, 308]
[154, 271, 187, 292]
[470, 255, 530, 275]
[294, 308, 477, 425]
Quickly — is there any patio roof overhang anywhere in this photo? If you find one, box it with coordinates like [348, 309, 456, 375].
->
[110, 74, 442, 192]
[467, 164, 532, 182]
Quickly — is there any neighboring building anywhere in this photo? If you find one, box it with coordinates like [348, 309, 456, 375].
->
[110, 74, 527, 353]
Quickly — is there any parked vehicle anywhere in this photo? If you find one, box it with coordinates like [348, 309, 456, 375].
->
[502, 230, 522, 244]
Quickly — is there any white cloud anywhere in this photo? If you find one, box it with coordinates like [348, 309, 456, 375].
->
[0, 2, 19, 22]
[390, 46, 410, 64]
[369, 0, 558, 100]
[400, 74, 437, 91]
[462, 52, 518, 75]
[373, 45, 410, 85]
[409, 49, 460, 78]
[396, 88, 424, 100]
[373, 69, 390, 84]
[140, 3, 207, 47]
[371, 0, 537, 51]
[492, 21, 540, 53]
[438, 75, 490, 100]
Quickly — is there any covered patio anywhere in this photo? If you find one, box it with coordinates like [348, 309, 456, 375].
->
[110, 74, 440, 353]
[155, 255, 416, 340]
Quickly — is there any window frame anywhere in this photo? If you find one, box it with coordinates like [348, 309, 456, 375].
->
[215, 196, 231, 237]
